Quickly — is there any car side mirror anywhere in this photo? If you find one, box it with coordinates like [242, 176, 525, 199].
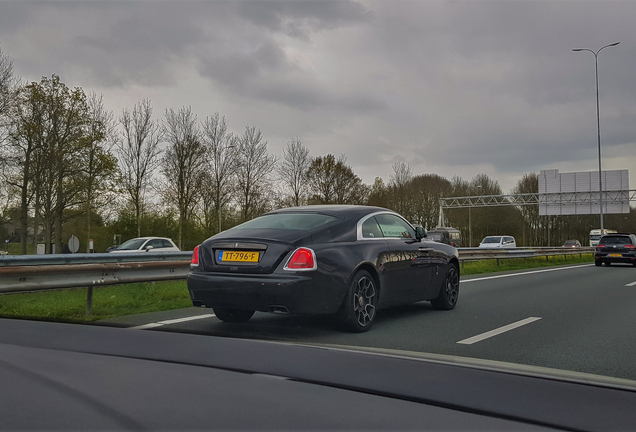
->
[145, 245, 154, 251]
[415, 226, 427, 240]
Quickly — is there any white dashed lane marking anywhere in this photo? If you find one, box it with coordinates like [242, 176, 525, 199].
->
[457, 317, 542, 345]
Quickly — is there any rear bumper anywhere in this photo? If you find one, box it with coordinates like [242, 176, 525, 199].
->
[594, 253, 636, 264]
[187, 271, 346, 315]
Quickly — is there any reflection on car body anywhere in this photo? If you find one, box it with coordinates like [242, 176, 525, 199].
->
[188, 205, 460, 332]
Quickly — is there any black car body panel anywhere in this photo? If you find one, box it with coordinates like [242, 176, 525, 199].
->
[188, 205, 460, 318]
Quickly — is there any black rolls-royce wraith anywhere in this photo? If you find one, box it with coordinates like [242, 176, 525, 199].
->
[187, 205, 460, 332]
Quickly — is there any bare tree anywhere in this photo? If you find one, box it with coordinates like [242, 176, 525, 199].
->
[82, 92, 118, 252]
[0, 45, 15, 132]
[200, 113, 237, 235]
[161, 106, 206, 249]
[278, 137, 310, 207]
[118, 99, 162, 237]
[389, 161, 413, 217]
[235, 126, 277, 222]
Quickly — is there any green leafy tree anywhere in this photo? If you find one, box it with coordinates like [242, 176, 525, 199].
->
[307, 154, 368, 205]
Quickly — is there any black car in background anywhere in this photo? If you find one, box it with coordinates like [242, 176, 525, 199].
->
[426, 226, 463, 247]
[188, 205, 460, 332]
[594, 233, 636, 267]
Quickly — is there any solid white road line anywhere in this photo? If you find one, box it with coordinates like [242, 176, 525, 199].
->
[131, 313, 216, 330]
[625, 281, 636, 287]
[460, 264, 593, 283]
[457, 317, 542, 345]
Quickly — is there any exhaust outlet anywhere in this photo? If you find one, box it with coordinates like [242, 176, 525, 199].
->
[269, 305, 290, 315]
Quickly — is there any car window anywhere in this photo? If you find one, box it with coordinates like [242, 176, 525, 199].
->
[601, 236, 631, 245]
[117, 238, 146, 250]
[161, 239, 174, 248]
[361, 217, 383, 238]
[374, 214, 415, 239]
[147, 239, 164, 249]
[482, 236, 502, 244]
[233, 213, 337, 231]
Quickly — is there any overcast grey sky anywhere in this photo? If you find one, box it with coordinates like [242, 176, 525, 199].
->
[1, 0, 635, 192]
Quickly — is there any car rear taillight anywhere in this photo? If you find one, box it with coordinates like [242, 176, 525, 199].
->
[625, 244, 635, 249]
[284, 247, 317, 271]
[596, 244, 605, 249]
[191, 245, 200, 266]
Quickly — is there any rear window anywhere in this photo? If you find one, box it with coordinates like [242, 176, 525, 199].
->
[234, 213, 338, 231]
[601, 236, 632, 245]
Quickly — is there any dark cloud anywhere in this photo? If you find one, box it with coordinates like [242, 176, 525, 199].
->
[1, 0, 636, 190]
[235, 0, 370, 37]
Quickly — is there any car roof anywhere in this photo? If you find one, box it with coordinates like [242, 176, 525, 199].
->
[429, 227, 460, 232]
[267, 205, 393, 220]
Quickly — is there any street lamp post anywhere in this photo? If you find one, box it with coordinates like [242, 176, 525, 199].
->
[572, 42, 620, 230]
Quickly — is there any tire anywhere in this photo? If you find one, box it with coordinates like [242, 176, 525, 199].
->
[212, 307, 255, 323]
[595, 260, 602, 267]
[431, 263, 460, 310]
[337, 270, 378, 333]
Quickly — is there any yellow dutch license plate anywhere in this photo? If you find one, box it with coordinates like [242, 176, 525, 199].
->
[609, 253, 622, 257]
[218, 251, 260, 263]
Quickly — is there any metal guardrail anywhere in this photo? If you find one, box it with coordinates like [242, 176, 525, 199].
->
[0, 247, 593, 315]
[0, 252, 192, 315]
[458, 247, 594, 262]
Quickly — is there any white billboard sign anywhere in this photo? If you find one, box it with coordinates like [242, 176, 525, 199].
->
[539, 169, 629, 216]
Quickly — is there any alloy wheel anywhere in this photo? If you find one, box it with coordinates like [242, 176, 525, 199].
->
[353, 276, 376, 327]
[445, 266, 459, 306]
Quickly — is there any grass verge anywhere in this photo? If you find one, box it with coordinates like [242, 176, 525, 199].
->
[0, 280, 191, 323]
[461, 253, 594, 275]
[0, 254, 594, 323]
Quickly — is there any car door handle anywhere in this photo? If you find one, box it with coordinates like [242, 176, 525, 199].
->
[418, 247, 433, 252]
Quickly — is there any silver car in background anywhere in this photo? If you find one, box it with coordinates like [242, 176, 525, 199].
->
[108, 237, 180, 253]
[478, 236, 517, 248]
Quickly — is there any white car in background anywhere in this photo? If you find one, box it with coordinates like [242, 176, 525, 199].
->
[108, 237, 180, 253]
[479, 236, 516, 248]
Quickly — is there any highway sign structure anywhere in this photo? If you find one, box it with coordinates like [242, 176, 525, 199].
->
[538, 169, 629, 216]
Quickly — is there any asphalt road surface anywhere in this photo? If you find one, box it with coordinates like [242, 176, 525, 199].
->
[102, 263, 636, 381]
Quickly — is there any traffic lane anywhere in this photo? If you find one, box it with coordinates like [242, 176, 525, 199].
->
[156, 264, 600, 349]
[454, 264, 636, 379]
[140, 264, 636, 380]
[147, 265, 595, 347]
